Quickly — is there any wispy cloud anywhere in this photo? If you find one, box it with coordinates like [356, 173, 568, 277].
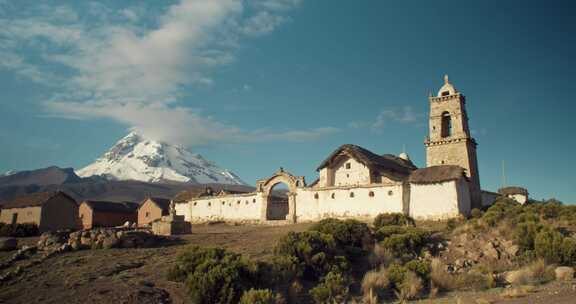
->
[346, 106, 423, 132]
[0, 0, 334, 147]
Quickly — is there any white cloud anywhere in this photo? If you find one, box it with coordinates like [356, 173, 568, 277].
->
[0, 0, 335, 147]
[371, 106, 423, 132]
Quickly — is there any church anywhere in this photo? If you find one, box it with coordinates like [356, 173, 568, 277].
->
[176, 76, 504, 223]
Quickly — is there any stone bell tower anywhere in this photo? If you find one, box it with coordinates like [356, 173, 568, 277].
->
[425, 75, 482, 208]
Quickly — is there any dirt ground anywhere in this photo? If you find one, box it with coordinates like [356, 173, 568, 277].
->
[1, 223, 575, 304]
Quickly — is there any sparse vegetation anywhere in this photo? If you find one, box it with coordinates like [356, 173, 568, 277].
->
[0, 223, 39, 237]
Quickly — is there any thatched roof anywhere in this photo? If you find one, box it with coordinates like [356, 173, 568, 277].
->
[316, 144, 417, 176]
[1, 191, 76, 209]
[498, 187, 528, 196]
[409, 165, 467, 184]
[82, 200, 138, 214]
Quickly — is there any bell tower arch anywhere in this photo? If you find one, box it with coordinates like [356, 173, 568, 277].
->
[425, 75, 482, 208]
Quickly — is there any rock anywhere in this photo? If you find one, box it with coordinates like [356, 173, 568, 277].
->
[501, 240, 519, 257]
[80, 236, 93, 247]
[103, 236, 120, 249]
[482, 242, 500, 259]
[0, 237, 18, 251]
[555, 266, 575, 281]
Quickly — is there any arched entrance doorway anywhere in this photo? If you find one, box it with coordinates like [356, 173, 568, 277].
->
[256, 168, 305, 223]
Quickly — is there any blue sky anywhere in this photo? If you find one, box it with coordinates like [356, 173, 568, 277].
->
[0, 0, 575, 203]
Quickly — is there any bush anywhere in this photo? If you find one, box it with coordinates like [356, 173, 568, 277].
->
[430, 258, 457, 291]
[309, 271, 349, 304]
[373, 213, 415, 230]
[274, 231, 349, 280]
[0, 223, 40, 237]
[309, 218, 372, 256]
[514, 221, 543, 251]
[470, 208, 483, 219]
[534, 228, 565, 264]
[405, 259, 431, 280]
[239, 289, 283, 304]
[167, 246, 258, 304]
[378, 227, 429, 257]
[386, 263, 407, 288]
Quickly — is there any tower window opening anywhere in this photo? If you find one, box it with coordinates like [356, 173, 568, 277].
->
[441, 112, 452, 138]
[441, 91, 450, 96]
[345, 162, 351, 169]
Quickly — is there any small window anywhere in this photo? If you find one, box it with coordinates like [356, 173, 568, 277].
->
[331, 193, 335, 199]
[346, 174, 349, 178]
[441, 91, 450, 96]
[349, 192, 354, 198]
[388, 190, 393, 196]
[208, 202, 212, 207]
[145, 212, 150, 218]
[314, 193, 319, 199]
[346, 162, 351, 169]
[245, 200, 249, 205]
[222, 201, 225, 205]
[369, 191, 375, 197]
[441, 160, 445, 164]
[237, 200, 241, 205]
[253, 199, 256, 203]
[193, 202, 197, 206]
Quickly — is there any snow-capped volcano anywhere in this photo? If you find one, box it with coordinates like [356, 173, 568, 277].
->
[76, 132, 246, 185]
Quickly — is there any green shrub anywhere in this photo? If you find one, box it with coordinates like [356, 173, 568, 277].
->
[309, 218, 372, 256]
[373, 213, 415, 230]
[514, 221, 543, 251]
[0, 223, 40, 237]
[309, 271, 349, 304]
[561, 237, 576, 266]
[405, 259, 431, 280]
[396, 270, 423, 301]
[378, 227, 429, 257]
[274, 231, 349, 280]
[239, 289, 282, 304]
[386, 263, 407, 287]
[534, 228, 564, 264]
[470, 208, 483, 219]
[167, 246, 258, 304]
[375, 225, 409, 241]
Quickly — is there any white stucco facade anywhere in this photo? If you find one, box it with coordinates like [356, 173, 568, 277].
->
[409, 179, 471, 220]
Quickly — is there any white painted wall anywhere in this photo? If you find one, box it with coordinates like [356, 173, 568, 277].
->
[409, 179, 470, 220]
[507, 194, 528, 204]
[175, 202, 191, 222]
[188, 193, 263, 223]
[332, 157, 371, 186]
[296, 185, 404, 221]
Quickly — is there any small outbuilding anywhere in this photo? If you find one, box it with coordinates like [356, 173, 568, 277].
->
[79, 200, 138, 229]
[0, 191, 79, 232]
[137, 197, 171, 226]
[498, 187, 529, 204]
[408, 165, 472, 219]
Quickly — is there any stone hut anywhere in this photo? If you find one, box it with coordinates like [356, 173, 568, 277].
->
[137, 197, 171, 226]
[79, 200, 138, 229]
[498, 187, 529, 204]
[0, 191, 79, 232]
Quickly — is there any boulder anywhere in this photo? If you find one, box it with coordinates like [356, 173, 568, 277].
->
[103, 236, 120, 249]
[482, 241, 500, 260]
[0, 237, 18, 251]
[555, 266, 575, 281]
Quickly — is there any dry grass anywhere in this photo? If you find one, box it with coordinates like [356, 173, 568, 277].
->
[361, 267, 390, 304]
[501, 285, 537, 298]
[395, 270, 423, 302]
[505, 259, 555, 286]
[370, 243, 395, 266]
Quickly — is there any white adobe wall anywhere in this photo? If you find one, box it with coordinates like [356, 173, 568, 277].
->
[332, 157, 371, 186]
[296, 184, 404, 221]
[409, 179, 470, 220]
[175, 202, 191, 222]
[507, 194, 528, 204]
[188, 193, 262, 223]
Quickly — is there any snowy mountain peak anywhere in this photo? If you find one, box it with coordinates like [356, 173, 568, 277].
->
[76, 132, 246, 185]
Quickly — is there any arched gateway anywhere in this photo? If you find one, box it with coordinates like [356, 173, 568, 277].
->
[256, 168, 305, 223]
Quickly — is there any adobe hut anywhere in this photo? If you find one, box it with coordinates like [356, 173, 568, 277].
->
[137, 197, 171, 226]
[79, 200, 138, 229]
[0, 191, 78, 232]
[498, 186, 529, 204]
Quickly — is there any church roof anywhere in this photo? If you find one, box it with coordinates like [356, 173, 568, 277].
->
[409, 165, 467, 184]
[498, 187, 528, 196]
[316, 144, 417, 176]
